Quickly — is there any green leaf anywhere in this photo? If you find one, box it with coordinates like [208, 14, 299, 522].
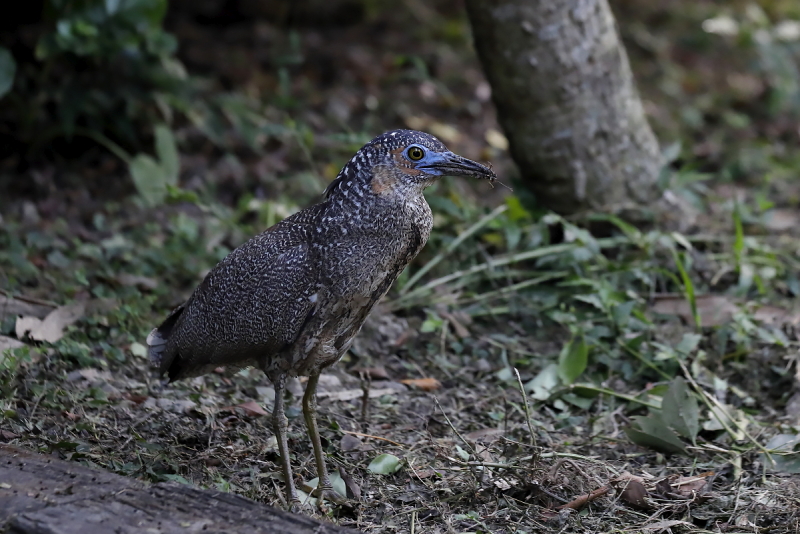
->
[558, 336, 588, 385]
[671, 250, 700, 328]
[130, 154, 168, 207]
[306, 471, 347, 497]
[676, 333, 702, 355]
[612, 300, 636, 328]
[368, 453, 401, 475]
[154, 124, 179, 185]
[661, 377, 699, 442]
[505, 195, 530, 222]
[733, 200, 745, 268]
[129, 342, 147, 358]
[0, 47, 16, 98]
[525, 363, 559, 401]
[625, 415, 687, 454]
[761, 434, 800, 474]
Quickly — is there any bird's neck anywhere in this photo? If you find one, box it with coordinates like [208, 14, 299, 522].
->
[324, 181, 433, 239]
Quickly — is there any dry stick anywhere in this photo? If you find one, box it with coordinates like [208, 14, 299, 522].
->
[513, 367, 538, 453]
[677, 359, 774, 461]
[496, 439, 622, 476]
[433, 396, 476, 456]
[439, 319, 449, 361]
[565, 384, 660, 410]
[340, 430, 404, 448]
[359, 370, 371, 423]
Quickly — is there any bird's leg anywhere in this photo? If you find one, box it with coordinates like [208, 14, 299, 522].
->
[272, 373, 301, 511]
[303, 371, 348, 506]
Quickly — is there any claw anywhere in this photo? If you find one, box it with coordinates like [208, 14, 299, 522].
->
[288, 499, 302, 513]
[312, 486, 348, 507]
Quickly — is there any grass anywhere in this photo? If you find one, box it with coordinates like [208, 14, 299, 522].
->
[2, 1, 800, 533]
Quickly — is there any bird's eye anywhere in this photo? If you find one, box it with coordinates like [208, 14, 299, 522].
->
[407, 146, 425, 161]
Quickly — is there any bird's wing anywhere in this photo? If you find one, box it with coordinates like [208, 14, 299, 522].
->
[153, 208, 324, 379]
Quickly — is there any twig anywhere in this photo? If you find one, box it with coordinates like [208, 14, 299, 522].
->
[390, 237, 628, 310]
[433, 396, 476, 455]
[513, 367, 538, 454]
[556, 485, 611, 510]
[401, 204, 508, 293]
[677, 359, 773, 460]
[359, 370, 371, 423]
[566, 384, 661, 409]
[340, 430, 404, 448]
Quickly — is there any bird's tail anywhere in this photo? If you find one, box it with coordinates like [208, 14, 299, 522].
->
[146, 304, 184, 372]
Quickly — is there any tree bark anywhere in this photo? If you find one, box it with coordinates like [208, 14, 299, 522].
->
[465, 0, 661, 215]
[0, 444, 356, 534]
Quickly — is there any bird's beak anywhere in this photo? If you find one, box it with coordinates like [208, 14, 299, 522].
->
[419, 151, 497, 183]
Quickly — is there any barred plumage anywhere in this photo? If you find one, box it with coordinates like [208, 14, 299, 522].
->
[148, 129, 496, 510]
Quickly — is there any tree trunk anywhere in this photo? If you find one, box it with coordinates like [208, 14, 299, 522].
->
[465, 0, 661, 216]
[0, 444, 356, 534]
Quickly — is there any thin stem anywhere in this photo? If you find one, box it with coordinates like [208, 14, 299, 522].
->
[402, 204, 508, 293]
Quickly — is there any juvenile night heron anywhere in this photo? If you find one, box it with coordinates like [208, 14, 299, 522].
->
[147, 129, 496, 509]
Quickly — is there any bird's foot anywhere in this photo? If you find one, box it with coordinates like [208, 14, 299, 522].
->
[287, 498, 302, 514]
[311, 486, 349, 511]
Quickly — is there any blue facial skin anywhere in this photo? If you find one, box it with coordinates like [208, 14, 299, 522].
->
[404, 145, 448, 176]
[404, 144, 493, 180]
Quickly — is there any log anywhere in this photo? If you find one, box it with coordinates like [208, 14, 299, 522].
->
[0, 444, 357, 534]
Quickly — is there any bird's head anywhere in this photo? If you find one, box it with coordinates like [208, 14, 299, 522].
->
[325, 129, 497, 199]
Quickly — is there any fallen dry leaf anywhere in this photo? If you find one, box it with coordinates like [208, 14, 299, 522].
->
[400, 377, 442, 391]
[339, 466, 361, 499]
[671, 473, 712, 499]
[641, 520, 695, 533]
[650, 293, 800, 327]
[0, 335, 25, 352]
[15, 302, 85, 343]
[66, 368, 113, 382]
[0, 429, 18, 441]
[463, 428, 504, 442]
[557, 485, 610, 510]
[612, 472, 650, 510]
[123, 393, 149, 405]
[619, 479, 649, 509]
[221, 400, 269, 417]
[651, 294, 736, 326]
[762, 209, 800, 232]
[350, 366, 390, 380]
[340, 434, 363, 453]
[14, 317, 41, 341]
[0, 294, 55, 321]
[439, 310, 471, 338]
[114, 273, 159, 291]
